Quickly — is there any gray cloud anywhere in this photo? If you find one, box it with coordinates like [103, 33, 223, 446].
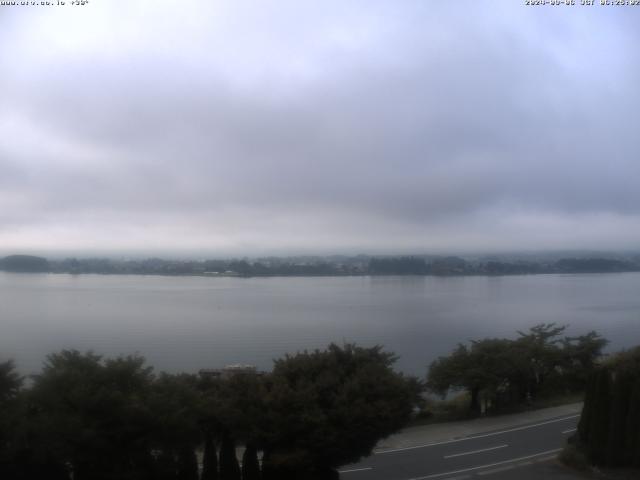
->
[1, 1, 639, 254]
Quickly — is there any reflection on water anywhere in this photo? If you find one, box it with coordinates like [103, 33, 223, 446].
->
[1, 272, 639, 376]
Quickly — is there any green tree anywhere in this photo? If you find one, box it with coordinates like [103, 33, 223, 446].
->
[176, 446, 199, 480]
[427, 339, 515, 413]
[626, 380, 640, 467]
[199, 373, 264, 480]
[200, 370, 269, 479]
[0, 360, 24, 478]
[0, 360, 22, 402]
[560, 331, 608, 390]
[201, 431, 218, 480]
[576, 346, 640, 468]
[215, 373, 269, 449]
[148, 372, 202, 474]
[241, 444, 261, 480]
[219, 433, 241, 480]
[428, 324, 604, 414]
[27, 351, 156, 480]
[261, 343, 421, 478]
[513, 323, 567, 398]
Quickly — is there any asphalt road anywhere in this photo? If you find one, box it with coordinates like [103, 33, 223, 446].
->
[339, 414, 580, 480]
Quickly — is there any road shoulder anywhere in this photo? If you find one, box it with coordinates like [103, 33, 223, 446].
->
[375, 403, 583, 453]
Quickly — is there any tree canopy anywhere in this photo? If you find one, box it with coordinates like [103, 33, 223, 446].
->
[427, 324, 608, 413]
[0, 343, 419, 480]
[260, 344, 421, 477]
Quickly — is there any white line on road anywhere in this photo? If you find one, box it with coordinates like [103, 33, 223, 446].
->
[406, 448, 563, 479]
[535, 455, 558, 463]
[339, 467, 373, 474]
[443, 444, 508, 459]
[562, 428, 577, 434]
[477, 465, 515, 475]
[377, 415, 579, 455]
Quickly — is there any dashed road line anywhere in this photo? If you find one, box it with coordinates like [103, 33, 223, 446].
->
[477, 465, 515, 475]
[562, 428, 577, 434]
[406, 448, 563, 480]
[443, 444, 508, 459]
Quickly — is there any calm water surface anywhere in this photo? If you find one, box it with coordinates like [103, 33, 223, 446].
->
[1, 272, 639, 376]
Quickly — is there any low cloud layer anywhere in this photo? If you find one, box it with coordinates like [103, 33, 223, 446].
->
[1, 1, 639, 255]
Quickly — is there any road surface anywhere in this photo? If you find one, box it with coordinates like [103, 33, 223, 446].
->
[339, 413, 580, 480]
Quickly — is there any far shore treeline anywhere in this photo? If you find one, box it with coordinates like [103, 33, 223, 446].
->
[1, 253, 640, 277]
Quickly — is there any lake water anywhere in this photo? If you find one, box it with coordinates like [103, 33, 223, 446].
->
[1, 272, 639, 377]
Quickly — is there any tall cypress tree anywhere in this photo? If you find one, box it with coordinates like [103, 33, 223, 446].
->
[577, 346, 640, 468]
[606, 371, 632, 466]
[260, 450, 275, 480]
[219, 434, 241, 480]
[241, 444, 261, 480]
[577, 369, 597, 443]
[201, 432, 218, 480]
[587, 367, 611, 465]
[177, 447, 199, 480]
[157, 450, 178, 480]
[627, 378, 640, 467]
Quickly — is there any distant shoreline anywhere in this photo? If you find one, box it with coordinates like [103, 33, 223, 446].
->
[2, 270, 640, 280]
[1, 253, 639, 278]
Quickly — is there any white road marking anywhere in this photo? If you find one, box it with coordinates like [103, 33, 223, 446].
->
[339, 467, 373, 474]
[477, 465, 515, 475]
[407, 448, 563, 479]
[535, 455, 558, 463]
[443, 444, 508, 459]
[377, 415, 579, 455]
[562, 428, 577, 434]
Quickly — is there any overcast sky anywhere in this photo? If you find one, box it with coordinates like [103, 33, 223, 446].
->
[1, 1, 639, 256]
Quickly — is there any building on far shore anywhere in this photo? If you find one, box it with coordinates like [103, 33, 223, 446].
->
[198, 364, 264, 380]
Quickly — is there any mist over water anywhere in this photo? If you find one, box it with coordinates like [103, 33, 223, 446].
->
[1, 272, 639, 377]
